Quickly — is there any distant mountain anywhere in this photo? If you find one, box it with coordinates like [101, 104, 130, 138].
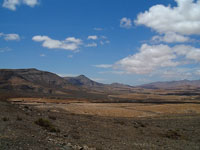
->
[2, 68, 200, 100]
[0, 68, 134, 100]
[64, 75, 135, 93]
[140, 80, 200, 89]
[0, 68, 77, 96]
[110, 83, 133, 88]
[64, 75, 104, 87]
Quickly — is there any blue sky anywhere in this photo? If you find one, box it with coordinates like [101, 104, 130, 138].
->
[0, 0, 200, 85]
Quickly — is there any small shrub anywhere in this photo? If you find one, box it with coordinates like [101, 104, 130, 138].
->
[48, 115, 56, 120]
[164, 130, 182, 139]
[49, 126, 60, 133]
[2, 117, 9, 121]
[24, 106, 29, 109]
[35, 118, 51, 128]
[35, 118, 60, 132]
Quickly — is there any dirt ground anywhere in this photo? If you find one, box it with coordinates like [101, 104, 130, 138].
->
[1, 98, 200, 150]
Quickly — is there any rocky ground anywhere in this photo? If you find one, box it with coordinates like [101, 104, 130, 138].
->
[0, 99, 200, 150]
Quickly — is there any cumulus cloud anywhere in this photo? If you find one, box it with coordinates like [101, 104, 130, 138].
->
[174, 45, 200, 62]
[159, 68, 193, 80]
[115, 44, 178, 74]
[100, 40, 110, 45]
[2, 0, 38, 11]
[114, 44, 200, 74]
[135, 0, 200, 35]
[0, 32, 20, 41]
[152, 32, 190, 43]
[32, 35, 82, 51]
[195, 70, 200, 76]
[88, 35, 98, 40]
[120, 17, 132, 29]
[23, 0, 38, 6]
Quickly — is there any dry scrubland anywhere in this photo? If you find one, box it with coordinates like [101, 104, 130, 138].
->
[9, 88, 200, 118]
[9, 98, 200, 118]
[1, 90, 200, 150]
[1, 65, 200, 149]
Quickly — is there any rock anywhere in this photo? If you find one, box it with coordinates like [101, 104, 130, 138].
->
[63, 145, 73, 150]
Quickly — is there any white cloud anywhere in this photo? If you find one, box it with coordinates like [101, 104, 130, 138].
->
[88, 35, 98, 40]
[100, 40, 110, 45]
[195, 70, 200, 76]
[4, 34, 20, 41]
[114, 44, 200, 74]
[174, 45, 200, 62]
[0, 32, 20, 41]
[32, 35, 82, 51]
[152, 32, 190, 43]
[100, 36, 107, 39]
[115, 44, 178, 74]
[2, 0, 38, 11]
[86, 42, 97, 47]
[135, 0, 200, 35]
[120, 17, 132, 29]
[2, 0, 20, 10]
[23, 0, 38, 7]
[93, 64, 112, 68]
[160, 69, 192, 80]
[65, 37, 82, 44]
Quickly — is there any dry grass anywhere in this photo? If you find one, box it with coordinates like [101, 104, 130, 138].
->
[9, 96, 200, 118]
[31, 102, 200, 118]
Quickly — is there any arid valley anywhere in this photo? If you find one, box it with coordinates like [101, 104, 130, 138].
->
[1, 0, 200, 149]
[0, 69, 200, 150]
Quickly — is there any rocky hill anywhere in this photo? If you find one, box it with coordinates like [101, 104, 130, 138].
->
[0, 68, 79, 97]
[0, 68, 133, 100]
[64, 75, 104, 87]
[1, 68, 200, 99]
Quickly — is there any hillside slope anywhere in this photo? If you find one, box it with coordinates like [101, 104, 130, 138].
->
[0, 68, 78, 97]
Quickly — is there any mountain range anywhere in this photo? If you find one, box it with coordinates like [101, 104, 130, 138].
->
[0, 68, 200, 99]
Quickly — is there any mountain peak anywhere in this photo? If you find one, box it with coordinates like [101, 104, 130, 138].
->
[77, 75, 88, 78]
